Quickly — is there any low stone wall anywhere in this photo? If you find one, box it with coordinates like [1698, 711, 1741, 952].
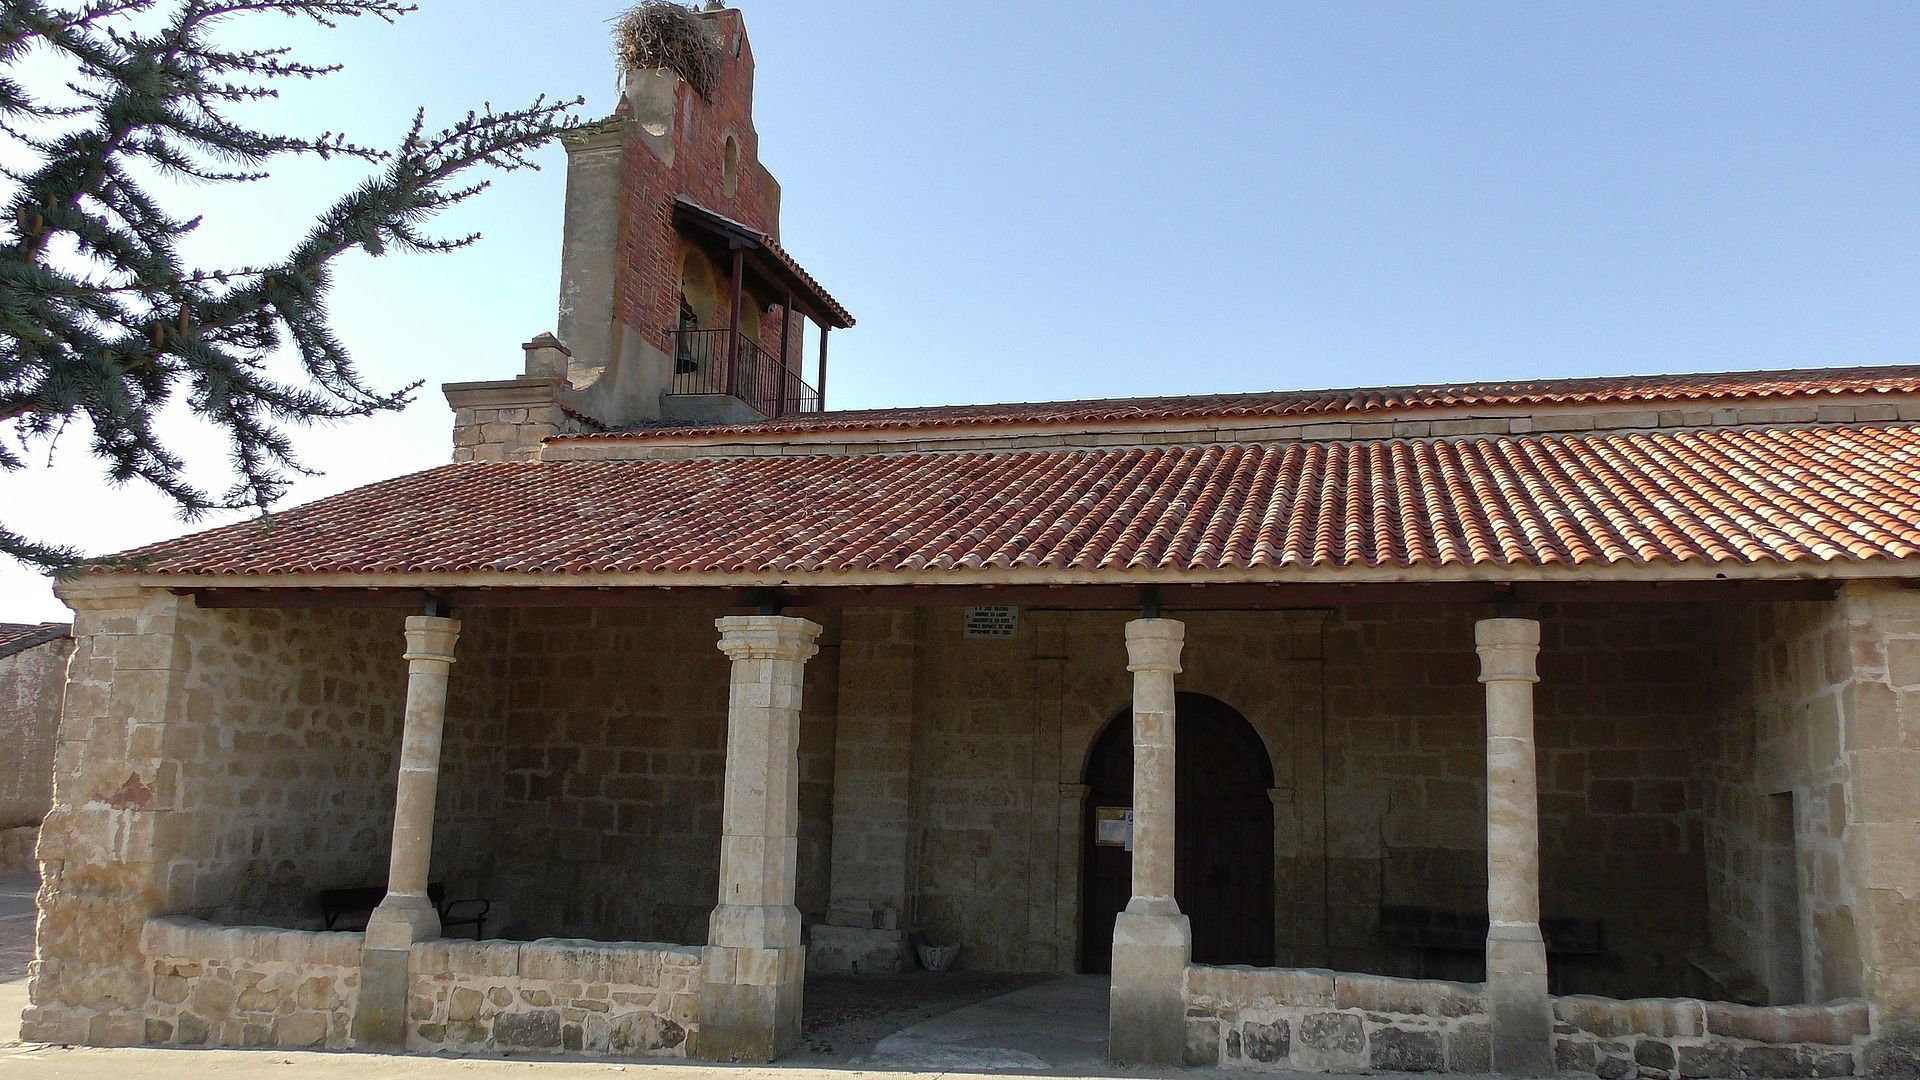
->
[1185, 964, 1872, 1076]
[407, 937, 701, 1057]
[1553, 995, 1867, 1078]
[1184, 965, 1492, 1072]
[139, 916, 361, 1049]
[0, 825, 36, 873]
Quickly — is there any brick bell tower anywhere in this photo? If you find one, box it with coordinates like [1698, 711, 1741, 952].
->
[445, 3, 853, 462]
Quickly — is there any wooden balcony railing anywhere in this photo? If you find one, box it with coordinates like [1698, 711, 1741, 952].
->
[668, 328, 821, 418]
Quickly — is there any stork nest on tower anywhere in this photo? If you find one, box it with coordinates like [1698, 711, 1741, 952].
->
[614, 2, 723, 99]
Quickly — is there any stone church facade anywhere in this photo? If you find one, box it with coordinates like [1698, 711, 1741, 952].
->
[20, 6, 1920, 1077]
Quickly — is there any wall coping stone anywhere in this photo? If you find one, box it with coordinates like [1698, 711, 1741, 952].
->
[140, 915, 362, 968]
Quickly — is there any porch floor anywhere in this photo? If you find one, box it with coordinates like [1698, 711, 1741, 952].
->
[794, 973, 1113, 1074]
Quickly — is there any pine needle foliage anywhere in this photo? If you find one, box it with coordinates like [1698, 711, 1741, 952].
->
[613, 1, 719, 99]
[0, 0, 582, 572]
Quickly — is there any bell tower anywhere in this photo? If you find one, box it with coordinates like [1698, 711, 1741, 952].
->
[445, 3, 852, 462]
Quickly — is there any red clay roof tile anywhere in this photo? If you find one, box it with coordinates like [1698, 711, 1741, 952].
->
[115, 425, 1920, 579]
[563, 365, 1920, 443]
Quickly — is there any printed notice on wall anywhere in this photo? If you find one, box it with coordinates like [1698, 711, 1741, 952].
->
[963, 606, 1019, 639]
[1095, 806, 1134, 850]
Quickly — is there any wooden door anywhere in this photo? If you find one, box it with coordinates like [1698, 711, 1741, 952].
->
[1080, 693, 1275, 972]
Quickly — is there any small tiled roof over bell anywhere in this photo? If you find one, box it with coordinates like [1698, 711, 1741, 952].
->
[115, 423, 1920, 579]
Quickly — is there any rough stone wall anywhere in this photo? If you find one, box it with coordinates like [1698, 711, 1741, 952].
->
[1831, 584, 1920, 1056]
[484, 607, 837, 944]
[0, 629, 71, 831]
[873, 602, 1713, 996]
[1183, 965, 1493, 1072]
[139, 916, 360, 1050]
[1183, 964, 1868, 1076]
[1550, 994, 1866, 1078]
[407, 937, 700, 1057]
[25, 591, 508, 1044]
[170, 606, 427, 926]
[1705, 599, 1858, 1004]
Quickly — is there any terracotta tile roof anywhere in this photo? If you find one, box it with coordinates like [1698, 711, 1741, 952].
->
[117, 425, 1920, 579]
[575, 365, 1920, 443]
[0, 621, 71, 659]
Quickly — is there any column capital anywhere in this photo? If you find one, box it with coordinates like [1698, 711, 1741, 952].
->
[715, 614, 823, 662]
[1125, 617, 1185, 674]
[1475, 617, 1539, 684]
[403, 615, 461, 664]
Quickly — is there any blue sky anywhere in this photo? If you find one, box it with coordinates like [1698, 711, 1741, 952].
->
[2, 1, 1918, 619]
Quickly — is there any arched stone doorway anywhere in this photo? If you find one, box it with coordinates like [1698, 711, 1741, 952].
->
[1079, 692, 1276, 972]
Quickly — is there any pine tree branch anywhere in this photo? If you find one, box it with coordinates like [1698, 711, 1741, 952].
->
[0, 0, 582, 568]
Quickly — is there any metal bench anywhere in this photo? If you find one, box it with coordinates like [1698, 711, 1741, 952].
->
[319, 882, 490, 939]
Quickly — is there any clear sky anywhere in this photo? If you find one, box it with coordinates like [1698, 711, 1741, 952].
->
[3, 1, 1918, 621]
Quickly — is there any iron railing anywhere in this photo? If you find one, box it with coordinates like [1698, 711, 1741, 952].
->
[668, 327, 821, 417]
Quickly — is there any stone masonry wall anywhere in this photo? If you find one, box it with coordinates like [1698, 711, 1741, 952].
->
[876, 602, 1715, 998]
[132, 917, 700, 1057]
[1319, 602, 1715, 996]
[0, 629, 71, 829]
[0, 627, 70, 871]
[171, 607, 417, 926]
[1705, 600, 1859, 1004]
[1183, 964, 1869, 1076]
[483, 607, 837, 944]
[407, 937, 700, 1057]
[1183, 964, 1493, 1072]
[26, 591, 507, 1044]
[139, 916, 360, 1050]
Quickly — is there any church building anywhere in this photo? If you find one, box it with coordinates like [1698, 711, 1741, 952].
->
[21, 6, 1920, 1077]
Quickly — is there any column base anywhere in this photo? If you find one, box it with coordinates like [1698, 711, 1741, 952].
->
[1487, 922, 1553, 1077]
[353, 894, 438, 1050]
[1109, 906, 1191, 1067]
[350, 946, 411, 1050]
[692, 944, 805, 1063]
[366, 892, 440, 949]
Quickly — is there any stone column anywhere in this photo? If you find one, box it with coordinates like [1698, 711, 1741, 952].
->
[695, 615, 823, 1064]
[1477, 617, 1553, 1077]
[1109, 617, 1191, 1067]
[353, 614, 460, 1050]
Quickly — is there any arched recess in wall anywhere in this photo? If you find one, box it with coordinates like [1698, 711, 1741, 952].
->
[1078, 692, 1276, 973]
[679, 246, 722, 327]
[722, 134, 740, 198]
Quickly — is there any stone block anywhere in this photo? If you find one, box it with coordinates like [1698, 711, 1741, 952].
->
[1557, 995, 1705, 1038]
[1702, 999, 1870, 1045]
[1738, 1045, 1808, 1079]
[1334, 971, 1483, 1017]
[1241, 1018, 1290, 1064]
[1557, 1036, 1600, 1073]
[1300, 1010, 1366, 1055]
[519, 939, 610, 982]
[1636, 1038, 1677, 1071]
[495, 1009, 563, 1050]
[1447, 1020, 1492, 1072]
[415, 938, 518, 977]
[1183, 1018, 1220, 1066]
[1370, 1026, 1445, 1072]
[1676, 1040, 1735, 1078]
[447, 987, 484, 1022]
[275, 1012, 329, 1048]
